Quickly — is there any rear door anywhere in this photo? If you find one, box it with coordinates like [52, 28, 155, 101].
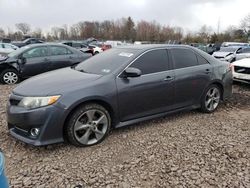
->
[20, 46, 50, 77]
[47, 46, 77, 71]
[116, 49, 175, 121]
[170, 48, 212, 108]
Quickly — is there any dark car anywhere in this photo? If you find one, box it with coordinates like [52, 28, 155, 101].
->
[7, 45, 232, 147]
[0, 43, 91, 84]
[12, 38, 44, 48]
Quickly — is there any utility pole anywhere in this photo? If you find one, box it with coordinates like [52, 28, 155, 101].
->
[217, 17, 221, 34]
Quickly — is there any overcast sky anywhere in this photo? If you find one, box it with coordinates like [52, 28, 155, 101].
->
[0, 0, 249, 33]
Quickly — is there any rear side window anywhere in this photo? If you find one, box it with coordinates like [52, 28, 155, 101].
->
[131, 49, 169, 75]
[196, 55, 209, 65]
[49, 46, 73, 56]
[171, 48, 198, 69]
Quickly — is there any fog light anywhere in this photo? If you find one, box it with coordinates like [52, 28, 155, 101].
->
[30, 128, 40, 137]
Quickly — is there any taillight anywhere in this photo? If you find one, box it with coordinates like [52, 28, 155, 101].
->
[229, 63, 234, 71]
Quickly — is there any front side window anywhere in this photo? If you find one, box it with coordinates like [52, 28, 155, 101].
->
[130, 49, 169, 75]
[49, 46, 72, 56]
[23, 47, 48, 58]
[242, 48, 250, 53]
[171, 48, 198, 69]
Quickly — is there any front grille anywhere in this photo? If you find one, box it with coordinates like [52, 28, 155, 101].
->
[234, 66, 250, 74]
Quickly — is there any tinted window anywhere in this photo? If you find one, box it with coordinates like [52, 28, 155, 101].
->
[75, 48, 139, 75]
[131, 49, 169, 75]
[242, 48, 250, 53]
[196, 54, 209, 65]
[72, 43, 82, 48]
[23, 47, 48, 58]
[49, 46, 72, 56]
[171, 48, 198, 69]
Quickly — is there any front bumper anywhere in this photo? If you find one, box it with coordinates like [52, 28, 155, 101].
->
[233, 72, 250, 84]
[7, 94, 66, 146]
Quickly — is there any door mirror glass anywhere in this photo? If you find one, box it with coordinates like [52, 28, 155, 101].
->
[123, 67, 142, 78]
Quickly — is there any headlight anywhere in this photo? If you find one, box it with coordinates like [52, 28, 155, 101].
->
[18, 95, 61, 109]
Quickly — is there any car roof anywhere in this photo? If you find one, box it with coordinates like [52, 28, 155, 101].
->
[24, 43, 69, 48]
[116, 44, 190, 51]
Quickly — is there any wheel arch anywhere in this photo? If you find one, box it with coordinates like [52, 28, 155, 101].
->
[62, 99, 116, 139]
[209, 80, 224, 100]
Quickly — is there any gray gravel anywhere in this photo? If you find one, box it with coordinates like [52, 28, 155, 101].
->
[0, 83, 250, 188]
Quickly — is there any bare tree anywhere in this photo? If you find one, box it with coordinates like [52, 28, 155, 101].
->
[15, 23, 31, 35]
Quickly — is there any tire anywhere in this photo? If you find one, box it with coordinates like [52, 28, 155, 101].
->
[65, 103, 111, 147]
[0, 69, 19, 85]
[94, 51, 99, 55]
[200, 84, 221, 113]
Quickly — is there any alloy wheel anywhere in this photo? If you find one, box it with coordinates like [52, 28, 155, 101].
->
[205, 87, 220, 111]
[73, 109, 108, 145]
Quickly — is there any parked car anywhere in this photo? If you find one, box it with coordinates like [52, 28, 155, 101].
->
[235, 47, 250, 61]
[88, 44, 104, 55]
[0, 43, 91, 84]
[62, 41, 87, 49]
[212, 46, 243, 63]
[7, 45, 232, 147]
[221, 42, 249, 47]
[0, 43, 18, 56]
[12, 38, 44, 48]
[232, 58, 250, 84]
[0, 150, 9, 188]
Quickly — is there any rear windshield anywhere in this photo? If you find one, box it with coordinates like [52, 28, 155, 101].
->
[75, 48, 139, 75]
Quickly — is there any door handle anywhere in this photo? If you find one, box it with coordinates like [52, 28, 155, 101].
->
[44, 58, 49, 62]
[163, 76, 174, 81]
[69, 56, 73, 59]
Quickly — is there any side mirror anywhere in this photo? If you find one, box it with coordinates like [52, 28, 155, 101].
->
[18, 56, 26, 64]
[123, 67, 142, 78]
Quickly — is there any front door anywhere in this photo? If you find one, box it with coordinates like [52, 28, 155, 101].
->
[20, 46, 50, 77]
[116, 49, 175, 122]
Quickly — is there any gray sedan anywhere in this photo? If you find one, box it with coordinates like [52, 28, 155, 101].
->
[0, 43, 91, 84]
[7, 45, 233, 147]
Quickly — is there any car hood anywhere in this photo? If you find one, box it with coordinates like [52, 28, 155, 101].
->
[213, 51, 232, 58]
[233, 59, 250, 68]
[13, 68, 103, 96]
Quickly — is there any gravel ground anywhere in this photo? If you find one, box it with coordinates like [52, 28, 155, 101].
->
[0, 83, 249, 188]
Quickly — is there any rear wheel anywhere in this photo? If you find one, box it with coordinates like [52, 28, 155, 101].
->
[65, 103, 111, 147]
[0, 69, 19, 84]
[200, 84, 221, 113]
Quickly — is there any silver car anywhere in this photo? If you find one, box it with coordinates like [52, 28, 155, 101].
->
[0, 43, 18, 56]
[235, 47, 250, 61]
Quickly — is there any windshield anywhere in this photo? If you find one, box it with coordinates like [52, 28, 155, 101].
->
[75, 48, 139, 75]
[8, 46, 30, 58]
[219, 47, 238, 52]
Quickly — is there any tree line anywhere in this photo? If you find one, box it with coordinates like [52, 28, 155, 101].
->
[0, 15, 250, 44]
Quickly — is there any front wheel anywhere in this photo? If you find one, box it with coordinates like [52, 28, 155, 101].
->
[65, 103, 111, 147]
[0, 69, 19, 85]
[200, 84, 221, 113]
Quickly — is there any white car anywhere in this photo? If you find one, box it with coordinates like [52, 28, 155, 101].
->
[89, 44, 104, 55]
[212, 47, 242, 63]
[0, 43, 18, 56]
[235, 47, 250, 61]
[232, 58, 250, 84]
